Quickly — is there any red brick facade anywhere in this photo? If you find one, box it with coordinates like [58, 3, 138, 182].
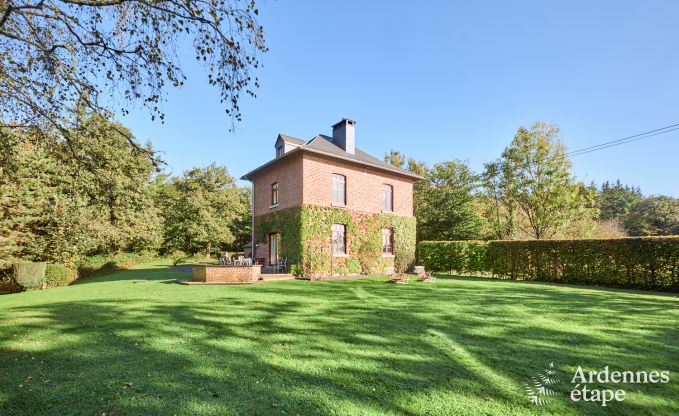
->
[247, 143, 418, 270]
[252, 152, 414, 218]
[253, 152, 303, 216]
[301, 153, 414, 216]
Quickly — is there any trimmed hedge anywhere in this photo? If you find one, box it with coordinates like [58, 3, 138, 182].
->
[45, 263, 78, 288]
[0, 252, 159, 291]
[12, 262, 46, 289]
[418, 237, 679, 291]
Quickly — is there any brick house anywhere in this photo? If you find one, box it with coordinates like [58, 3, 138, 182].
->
[241, 119, 422, 277]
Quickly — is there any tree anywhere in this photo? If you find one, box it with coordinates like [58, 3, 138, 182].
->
[598, 180, 642, 222]
[158, 164, 247, 256]
[0, 126, 94, 263]
[1, 111, 164, 263]
[406, 157, 429, 178]
[0, 0, 266, 150]
[0, 128, 53, 262]
[624, 196, 679, 236]
[66, 111, 162, 253]
[416, 161, 484, 241]
[483, 122, 596, 239]
[230, 187, 252, 251]
[481, 160, 517, 240]
[384, 150, 405, 169]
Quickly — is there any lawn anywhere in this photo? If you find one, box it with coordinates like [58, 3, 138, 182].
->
[1, 262, 678, 415]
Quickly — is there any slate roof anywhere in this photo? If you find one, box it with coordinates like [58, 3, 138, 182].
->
[241, 134, 422, 181]
[277, 134, 306, 145]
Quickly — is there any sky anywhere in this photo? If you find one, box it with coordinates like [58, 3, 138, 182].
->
[119, 0, 679, 196]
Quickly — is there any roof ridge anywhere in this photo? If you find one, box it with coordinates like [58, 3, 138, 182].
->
[242, 134, 423, 181]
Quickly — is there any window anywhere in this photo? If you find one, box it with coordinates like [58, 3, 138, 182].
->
[382, 184, 393, 212]
[332, 174, 346, 206]
[276, 145, 284, 158]
[382, 228, 393, 255]
[332, 223, 346, 255]
[271, 182, 279, 206]
[269, 232, 280, 264]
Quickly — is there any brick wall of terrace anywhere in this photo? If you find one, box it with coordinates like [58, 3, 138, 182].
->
[192, 265, 262, 283]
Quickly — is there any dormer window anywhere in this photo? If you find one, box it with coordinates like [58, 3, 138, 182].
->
[276, 145, 284, 158]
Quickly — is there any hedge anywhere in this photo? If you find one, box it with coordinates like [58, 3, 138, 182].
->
[418, 237, 679, 291]
[0, 252, 160, 292]
[76, 252, 158, 278]
[12, 262, 46, 289]
[44, 263, 78, 288]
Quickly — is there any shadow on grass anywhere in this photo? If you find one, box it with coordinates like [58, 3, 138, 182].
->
[0, 265, 678, 415]
[69, 264, 186, 285]
[435, 273, 679, 298]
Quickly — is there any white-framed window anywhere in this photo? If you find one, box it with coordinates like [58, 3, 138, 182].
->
[332, 223, 346, 255]
[382, 228, 393, 255]
[271, 182, 279, 206]
[276, 145, 284, 158]
[332, 174, 346, 206]
[382, 184, 393, 212]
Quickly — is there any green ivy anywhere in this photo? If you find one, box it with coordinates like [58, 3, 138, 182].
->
[256, 205, 417, 277]
[256, 206, 303, 264]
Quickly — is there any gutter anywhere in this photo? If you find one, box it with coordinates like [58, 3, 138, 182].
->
[240, 147, 423, 181]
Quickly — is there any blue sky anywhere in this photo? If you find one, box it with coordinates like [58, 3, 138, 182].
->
[119, 0, 679, 196]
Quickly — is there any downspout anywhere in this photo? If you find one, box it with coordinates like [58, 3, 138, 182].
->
[250, 180, 255, 262]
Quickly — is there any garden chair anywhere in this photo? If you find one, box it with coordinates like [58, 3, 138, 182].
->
[274, 257, 287, 273]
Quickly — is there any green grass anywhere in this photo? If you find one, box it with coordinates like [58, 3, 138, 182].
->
[1, 261, 678, 415]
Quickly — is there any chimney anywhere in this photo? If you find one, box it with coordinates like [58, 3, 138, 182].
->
[332, 118, 356, 154]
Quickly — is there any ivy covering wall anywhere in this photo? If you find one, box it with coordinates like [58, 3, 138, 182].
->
[256, 205, 416, 277]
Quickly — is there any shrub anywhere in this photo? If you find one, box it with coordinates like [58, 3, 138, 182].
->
[77, 252, 158, 278]
[417, 241, 489, 275]
[346, 258, 363, 274]
[76, 256, 119, 278]
[168, 250, 189, 266]
[11, 261, 46, 289]
[418, 237, 679, 291]
[44, 263, 78, 287]
[289, 264, 303, 277]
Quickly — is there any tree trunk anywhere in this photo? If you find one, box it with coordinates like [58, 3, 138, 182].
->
[206, 242, 211, 260]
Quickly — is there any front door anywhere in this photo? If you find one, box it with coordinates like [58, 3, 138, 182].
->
[269, 233, 280, 265]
